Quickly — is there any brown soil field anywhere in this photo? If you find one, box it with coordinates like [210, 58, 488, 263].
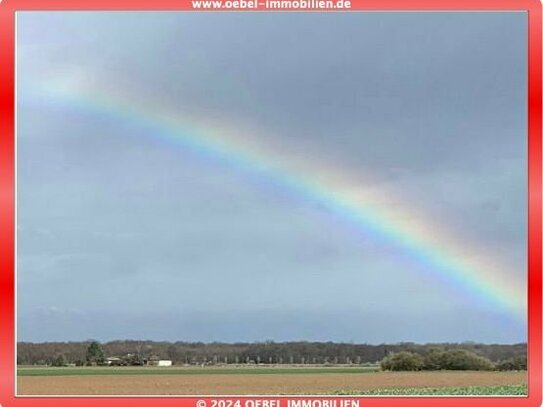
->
[17, 371, 527, 395]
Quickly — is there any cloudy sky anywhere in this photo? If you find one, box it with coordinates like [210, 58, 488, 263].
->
[17, 11, 527, 343]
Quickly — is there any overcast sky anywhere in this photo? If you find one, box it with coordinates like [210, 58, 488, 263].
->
[17, 11, 527, 344]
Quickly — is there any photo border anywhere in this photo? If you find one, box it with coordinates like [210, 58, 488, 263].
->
[0, 0, 541, 406]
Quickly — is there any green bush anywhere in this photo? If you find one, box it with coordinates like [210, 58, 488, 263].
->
[381, 349, 495, 371]
[51, 354, 67, 367]
[425, 349, 494, 371]
[380, 351, 424, 371]
[422, 348, 444, 370]
[496, 356, 527, 371]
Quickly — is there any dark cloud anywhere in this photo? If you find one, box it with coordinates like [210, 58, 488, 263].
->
[17, 11, 526, 343]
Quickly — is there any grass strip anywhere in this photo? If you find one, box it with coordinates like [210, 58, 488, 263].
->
[18, 366, 379, 377]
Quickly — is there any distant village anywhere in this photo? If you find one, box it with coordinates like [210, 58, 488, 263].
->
[104, 353, 172, 367]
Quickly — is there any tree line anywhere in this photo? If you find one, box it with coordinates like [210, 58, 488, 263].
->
[17, 340, 526, 367]
[380, 349, 527, 371]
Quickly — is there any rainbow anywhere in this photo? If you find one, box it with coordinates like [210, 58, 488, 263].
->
[33, 80, 526, 322]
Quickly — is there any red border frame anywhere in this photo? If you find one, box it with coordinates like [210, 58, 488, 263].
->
[0, 1, 541, 406]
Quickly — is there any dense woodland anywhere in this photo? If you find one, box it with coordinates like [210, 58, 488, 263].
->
[17, 340, 526, 367]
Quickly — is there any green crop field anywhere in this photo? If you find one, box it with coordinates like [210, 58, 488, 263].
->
[335, 384, 528, 396]
[17, 365, 380, 377]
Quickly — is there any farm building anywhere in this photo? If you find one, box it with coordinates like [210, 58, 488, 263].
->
[146, 355, 172, 366]
[105, 357, 125, 366]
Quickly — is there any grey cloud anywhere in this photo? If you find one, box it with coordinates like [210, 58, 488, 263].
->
[16, 11, 527, 343]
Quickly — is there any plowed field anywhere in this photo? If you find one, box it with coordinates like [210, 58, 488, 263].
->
[17, 370, 526, 395]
